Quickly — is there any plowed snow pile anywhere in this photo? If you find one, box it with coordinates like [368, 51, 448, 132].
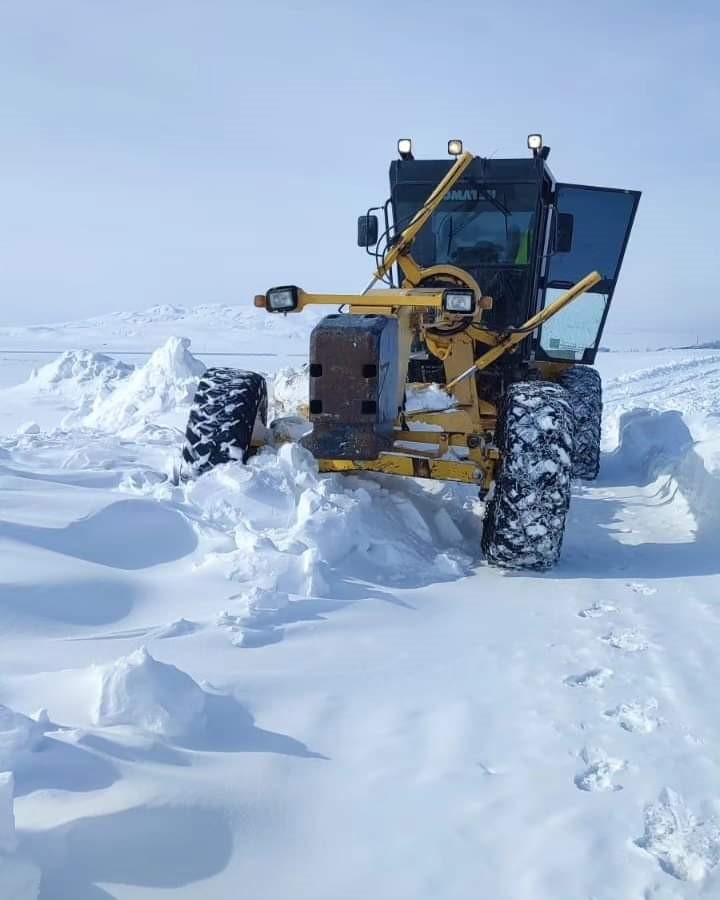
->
[84, 336, 206, 433]
[185, 442, 478, 596]
[17, 349, 134, 427]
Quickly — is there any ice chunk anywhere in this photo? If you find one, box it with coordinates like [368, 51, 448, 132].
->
[271, 365, 309, 418]
[93, 646, 206, 738]
[15, 422, 40, 435]
[405, 383, 458, 413]
[0, 705, 45, 771]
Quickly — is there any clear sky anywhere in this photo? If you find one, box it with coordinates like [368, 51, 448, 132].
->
[1, 0, 718, 342]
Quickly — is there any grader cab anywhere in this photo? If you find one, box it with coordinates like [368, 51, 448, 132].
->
[181, 136, 640, 569]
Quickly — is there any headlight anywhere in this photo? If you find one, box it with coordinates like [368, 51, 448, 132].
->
[443, 289, 476, 315]
[527, 133, 543, 151]
[265, 285, 299, 312]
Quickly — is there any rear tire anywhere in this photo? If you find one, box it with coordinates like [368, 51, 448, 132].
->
[481, 381, 574, 570]
[181, 368, 267, 478]
[559, 366, 602, 480]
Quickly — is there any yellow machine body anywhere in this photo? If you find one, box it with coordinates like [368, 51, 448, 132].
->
[256, 151, 602, 488]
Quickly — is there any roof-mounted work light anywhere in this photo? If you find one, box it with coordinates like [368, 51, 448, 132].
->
[397, 138, 414, 160]
[447, 139, 463, 157]
[527, 133, 543, 153]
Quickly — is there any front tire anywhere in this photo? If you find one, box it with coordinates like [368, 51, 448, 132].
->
[559, 366, 602, 480]
[181, 368, 267, 478]
[481, 381, 574, 570]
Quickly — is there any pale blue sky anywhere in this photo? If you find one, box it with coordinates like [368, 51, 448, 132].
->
[1, 0, 718, 340]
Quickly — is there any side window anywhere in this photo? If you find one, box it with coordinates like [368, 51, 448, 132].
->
[540, 290, 608, 360]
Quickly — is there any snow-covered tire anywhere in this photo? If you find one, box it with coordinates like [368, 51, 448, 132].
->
[181, 368, 267, 478]
[559, 366, 602, 480]
[481, 381, 574, 570]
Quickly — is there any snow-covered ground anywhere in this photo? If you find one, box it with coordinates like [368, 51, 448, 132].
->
[1, 305, 720, 899]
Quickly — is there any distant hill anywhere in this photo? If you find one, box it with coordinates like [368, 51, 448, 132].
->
[677, 340, 720, 350]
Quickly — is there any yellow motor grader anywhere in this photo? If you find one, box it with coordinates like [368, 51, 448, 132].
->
[182, 136, 640, 569]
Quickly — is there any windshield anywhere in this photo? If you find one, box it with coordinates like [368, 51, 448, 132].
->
[394, 182, 540, 269]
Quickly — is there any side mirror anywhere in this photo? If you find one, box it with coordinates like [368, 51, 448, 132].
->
[555, 212, 574, 253]
[357, 214, 379, 248]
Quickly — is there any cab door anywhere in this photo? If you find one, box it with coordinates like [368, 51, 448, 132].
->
[537, 184, 640, 364]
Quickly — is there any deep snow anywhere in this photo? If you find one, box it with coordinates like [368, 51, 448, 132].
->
[1, 311, 719, 899]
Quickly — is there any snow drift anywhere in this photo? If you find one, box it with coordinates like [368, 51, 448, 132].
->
[93, 647, 206, 738]
[605, 408, 720, 538]
[22, 349, 133, 426]
[0, 773, 41, 900]
[26, 349, 133, 395]
[0, 705, 45, 772]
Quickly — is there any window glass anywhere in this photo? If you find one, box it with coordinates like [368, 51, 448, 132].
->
[539, 290, 608, 360]
[548, 188, 637, 287]
[395, 182, 539, 269]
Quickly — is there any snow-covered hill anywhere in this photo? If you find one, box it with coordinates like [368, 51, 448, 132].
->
[1, 327, 719, 898]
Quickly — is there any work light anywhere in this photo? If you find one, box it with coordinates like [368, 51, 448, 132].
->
[443, 289, 475, 315]
[397, 138, 414, 160]
[265, 285, 299, 312]
[447, 139, 463, 157]
[527, 133, 543, 151]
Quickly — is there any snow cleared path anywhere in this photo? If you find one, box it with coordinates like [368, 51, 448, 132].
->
[1, 323, 719, 899]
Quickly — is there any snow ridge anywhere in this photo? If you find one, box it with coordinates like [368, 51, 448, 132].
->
[83, 336, 206, 433]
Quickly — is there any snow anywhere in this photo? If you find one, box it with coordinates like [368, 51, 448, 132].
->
[271, 363, 309, 418]
[83, 336, 206, 435]
[1, 311, 720, 897]
[93, 647, 207, 738]
[0, 773, 41, 900]
[635, 788, 720, 883]
[0, 706, 44, 772]
[405, 381, 458, 413]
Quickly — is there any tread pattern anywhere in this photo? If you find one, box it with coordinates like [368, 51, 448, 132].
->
[481, 381, 574, 570]
[181, 367, 267, 478]
[559, 366, 602, 480]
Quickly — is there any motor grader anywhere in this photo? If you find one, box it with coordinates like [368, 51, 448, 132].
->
[181, 136, 640, 569]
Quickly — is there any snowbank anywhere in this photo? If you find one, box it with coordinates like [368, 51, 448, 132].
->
[26, 349, 133, 394]
[186, 442, 478, 597]
[21, 350, 133, 426]
[602, 351, 720, 450]
[93, 647, 206, 738]
[0, 773, 41, 899]
[83, 337, 205, 433]
[606, 408, 720, 538]
[0, 705, 44, 771]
